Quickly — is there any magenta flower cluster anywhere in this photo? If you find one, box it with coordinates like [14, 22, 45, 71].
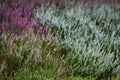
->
[0, 0, 37, 32]
[37, 28, 50, 35]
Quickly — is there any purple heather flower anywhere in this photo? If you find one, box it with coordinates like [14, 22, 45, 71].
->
[37, 28, 50, 35]
[2, 22, 9, 30]
[44, 28, 50, 34]
[19, 30, 25, 37]
[37, 29, 44, 35]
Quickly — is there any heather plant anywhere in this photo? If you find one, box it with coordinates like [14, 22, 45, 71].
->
[0, 0, 35, 32]
[36, 4, 120, 79]
[0, 28, 68, 79]
[0, 0, 51, 35]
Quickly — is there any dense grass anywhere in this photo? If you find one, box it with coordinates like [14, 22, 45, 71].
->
[0, 0, 120, 80]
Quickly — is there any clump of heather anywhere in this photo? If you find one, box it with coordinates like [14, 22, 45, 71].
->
[36, 3, 120, 79]
[0, 28, 67, 79]
[0, 0, 33, 31]
[0, 0, 51, 35]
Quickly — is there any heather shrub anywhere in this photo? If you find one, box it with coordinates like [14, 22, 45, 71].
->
[36, 4, 120, 79]
[0, 0, 120, 79]
[0, 0, 35, 31]
[0, 0, 50, 35]
[0, 28, 68, 79]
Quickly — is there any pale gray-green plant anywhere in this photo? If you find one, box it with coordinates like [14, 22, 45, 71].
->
[35, 4, 120, 79]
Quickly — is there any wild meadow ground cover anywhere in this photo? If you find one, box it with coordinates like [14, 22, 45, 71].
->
[0, 0, 120, 80]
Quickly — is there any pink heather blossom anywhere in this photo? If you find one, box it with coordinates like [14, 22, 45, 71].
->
[37, 28, 50, 35]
